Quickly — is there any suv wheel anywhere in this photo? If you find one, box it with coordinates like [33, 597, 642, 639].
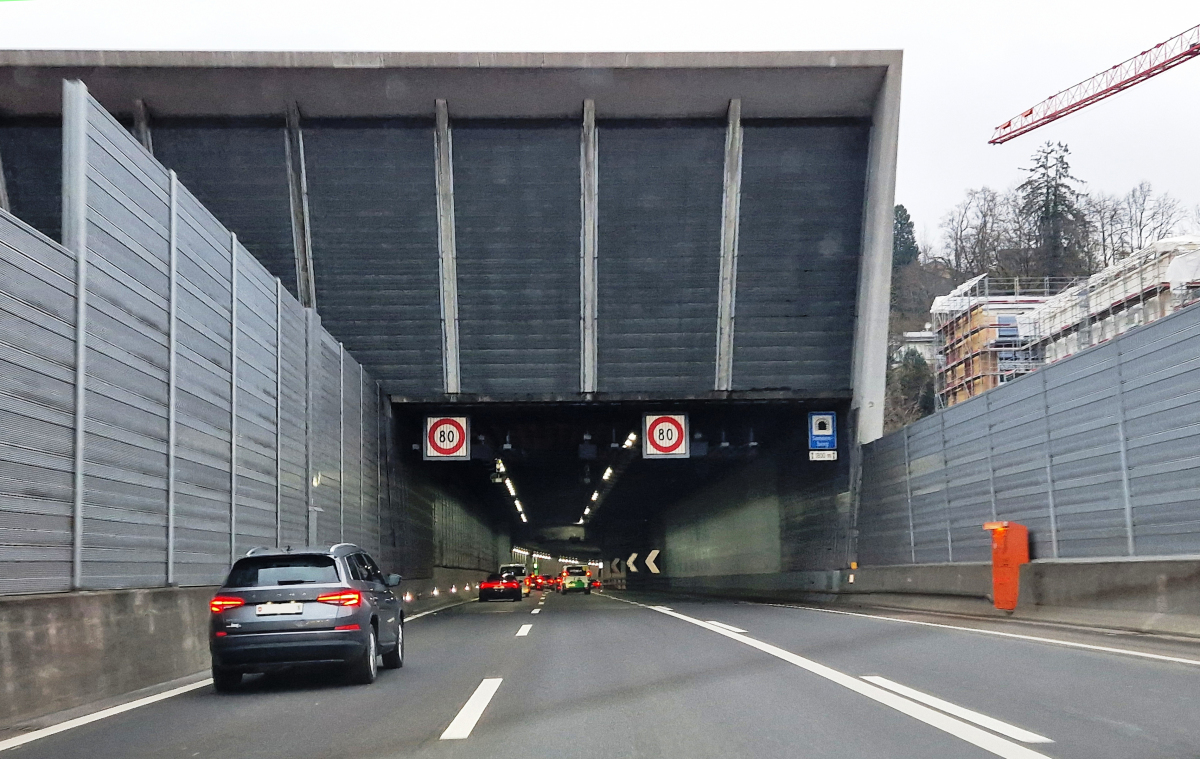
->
[348, 627, 378, 684]
[212, 665, 241, 693]
[382, 620, 403, 669]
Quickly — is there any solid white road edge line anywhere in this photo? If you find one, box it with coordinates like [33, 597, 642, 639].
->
[706, 620, 748, 633]
[440, 678, 503, 740]
[862, 676, 1053, 744]
[772, 604, 1200, 668]
[516, 624, 533, 637]
[407, 598, 477, 621]
[603, 595, 1051, 759]
[0, 597, 479, 753]
[0, 679, 213, 753]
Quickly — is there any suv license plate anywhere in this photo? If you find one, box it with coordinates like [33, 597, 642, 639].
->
[256, 602, 303, 615]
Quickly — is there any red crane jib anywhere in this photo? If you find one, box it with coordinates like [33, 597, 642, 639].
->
[990, 24, 1200, 144]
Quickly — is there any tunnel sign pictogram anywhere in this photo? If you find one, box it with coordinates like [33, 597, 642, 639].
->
[643, 414, 689, 458]
[808, 412, 837, 461]
[425, 416, 470, 460]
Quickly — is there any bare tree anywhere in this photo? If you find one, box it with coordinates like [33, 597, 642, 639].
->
[1083, 192, 1128, 267]
[1123, 182, 1183, 251]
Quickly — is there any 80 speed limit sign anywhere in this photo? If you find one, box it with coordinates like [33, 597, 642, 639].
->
[424, 416, 470, 460]
[643, 414, 689, 459]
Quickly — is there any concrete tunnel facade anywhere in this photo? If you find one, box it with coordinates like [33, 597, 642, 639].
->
[0, 50, 902, 602]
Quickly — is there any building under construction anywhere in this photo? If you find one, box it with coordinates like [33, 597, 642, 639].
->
[931, 236, 1200, 407]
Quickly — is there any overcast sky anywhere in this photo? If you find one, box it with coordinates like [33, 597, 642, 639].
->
[1, 0, 1197, 248]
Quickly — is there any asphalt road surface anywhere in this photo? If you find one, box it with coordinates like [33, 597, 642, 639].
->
[6, 590, 1200, 759]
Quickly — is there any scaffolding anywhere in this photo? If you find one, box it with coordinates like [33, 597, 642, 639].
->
[930, 236, 1200, 408]
[931, 277, 1073, 408]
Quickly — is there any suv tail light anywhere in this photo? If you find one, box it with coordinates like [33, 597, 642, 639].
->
[316, 590, 363, 606]
[481, 581, 499, 589]
[210, 596, 245, 614]
[502, 581, 519, 589]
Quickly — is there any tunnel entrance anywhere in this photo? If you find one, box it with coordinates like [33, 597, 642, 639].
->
[392, 400, 853, 580]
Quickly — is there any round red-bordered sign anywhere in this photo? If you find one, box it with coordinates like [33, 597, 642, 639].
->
[427, 418, 466, 456]
[647, 416, 685, 454]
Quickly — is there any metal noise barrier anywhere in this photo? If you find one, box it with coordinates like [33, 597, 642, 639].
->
[0, 81, 391, 594]
[858, 300, 1200, 565]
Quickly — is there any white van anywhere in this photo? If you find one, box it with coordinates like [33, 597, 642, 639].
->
[498, 563, 530, 597]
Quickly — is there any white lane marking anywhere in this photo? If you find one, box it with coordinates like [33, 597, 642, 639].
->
[603, 596, 1051, 759]
[440, 678, 503, 740]
[406, 598, 477, 621]
[0, 679, 212, 753]
[706, 620, 748, 633]
[516, 624, 533, 637]
[771, 604, 1200, 668]
[862, 676, 1053, 744]
[531, 609, 541, 614]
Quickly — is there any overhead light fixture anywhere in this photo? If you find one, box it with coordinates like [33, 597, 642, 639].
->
[590, 491, 599, 502]
[514, 500, 523, 513]
[505, 479, 516, 496]
[622, 432, 638, 449]
[602, 467, 613, 481]
[495, 459, 506, 473]
[503, 433, 513, 451]
[520, 513, 528, 523]
[583, 507, 590, 515]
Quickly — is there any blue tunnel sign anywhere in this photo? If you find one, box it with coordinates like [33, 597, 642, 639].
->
[808, 412, 836, 460]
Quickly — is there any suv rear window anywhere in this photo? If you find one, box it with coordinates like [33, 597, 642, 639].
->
[499, 564, 527, 577]
[566, 567, 587, 576]
[225, 556, 340, 587]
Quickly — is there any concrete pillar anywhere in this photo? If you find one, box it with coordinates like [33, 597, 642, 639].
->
[579, 99, 599, 394]
[132, 98, 154, 155]
[433, 99, 462, 394]
[849, 58, 902, 445]
[0, 139, 10, 213]
[62, 79, 89, 589]
[714, 98, 743, 392]
[285, 104, 317, 308]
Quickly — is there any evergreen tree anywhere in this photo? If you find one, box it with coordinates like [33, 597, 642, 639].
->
[1017, 142, 1089, 278]
[893, 204, 920, 269]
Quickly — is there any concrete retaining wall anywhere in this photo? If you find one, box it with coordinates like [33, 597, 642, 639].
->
[0, 586, 214, 726]
[0, 566, 495, 728]
[649, 557, 1200, 638]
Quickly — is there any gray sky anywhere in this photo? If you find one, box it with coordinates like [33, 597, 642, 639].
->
[1, 0, 1197, 248]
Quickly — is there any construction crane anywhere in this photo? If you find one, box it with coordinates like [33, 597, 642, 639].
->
[990, 23, 1200, 144]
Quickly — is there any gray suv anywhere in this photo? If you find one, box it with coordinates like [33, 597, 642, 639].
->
[209, 544, 403, 691]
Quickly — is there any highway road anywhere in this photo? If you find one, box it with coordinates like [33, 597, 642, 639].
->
[4, 590, 1200, 759]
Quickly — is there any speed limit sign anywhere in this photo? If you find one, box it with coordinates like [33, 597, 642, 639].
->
[643, 414, 689, 459]
[424, 416, 470, 460]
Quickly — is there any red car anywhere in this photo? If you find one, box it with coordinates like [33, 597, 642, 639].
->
[478, 573, 521, 602]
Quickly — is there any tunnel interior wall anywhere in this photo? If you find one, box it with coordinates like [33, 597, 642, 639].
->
[858, 300, 1200, 567]
[625, 417, 852, 593]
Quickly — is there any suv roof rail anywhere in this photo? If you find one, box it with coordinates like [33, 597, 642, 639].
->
[244, 546, 274, 556]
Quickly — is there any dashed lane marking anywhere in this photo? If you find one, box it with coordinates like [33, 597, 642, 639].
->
[862, 676, 1053, 744]
[531, 609, 541, 614]
[516, 624, 533, 637]
[440, 678, 503, 740]
[602, 595, 1052, 759]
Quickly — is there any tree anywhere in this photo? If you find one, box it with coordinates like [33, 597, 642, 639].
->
[884, 350, 936, 433]
[1122, 181, 1183, 252]
[1017, 142, 1089, 278]
[893, 205, 920, 269]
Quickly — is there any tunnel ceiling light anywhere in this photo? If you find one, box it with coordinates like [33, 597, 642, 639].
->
[520, 513, 528, 523]
[602, 467, 613, 481]
[512, 547, 530, 556]
[495, 459, 506, 473]
[622, 432, 638, 449]
[590, 491, 599, 502]
[514, 500, 523, 513]
[583, 506, 590, 515]
[505, 479, 516, 496]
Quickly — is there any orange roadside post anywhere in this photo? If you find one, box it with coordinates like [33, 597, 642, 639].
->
[983, 521, 1029, 611]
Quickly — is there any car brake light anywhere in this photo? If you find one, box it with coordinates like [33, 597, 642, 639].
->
[503, 581, 518, 589]
[587, 570, 592, 577]
[335, 624, 361, 631]
[317, 590, 363, 606]
[214, 631, 227, 637]
[210, 596, 245, 614]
